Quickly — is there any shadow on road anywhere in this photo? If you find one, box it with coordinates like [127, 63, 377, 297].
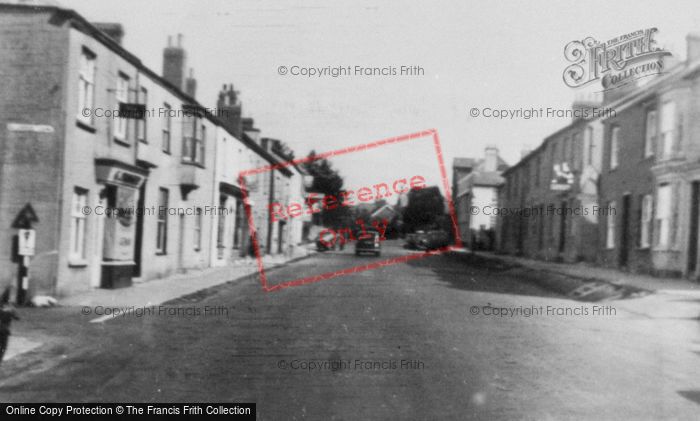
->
[404, 252, 564, 299]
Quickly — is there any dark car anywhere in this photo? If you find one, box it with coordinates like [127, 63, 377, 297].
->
[316, 230, 336, 251]
[418, 230, 449, 250]
[405, 230, 426, 249]
[355, 229, 381, 256]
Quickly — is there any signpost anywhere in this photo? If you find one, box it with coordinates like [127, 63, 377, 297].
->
[12, 203, 38, 305]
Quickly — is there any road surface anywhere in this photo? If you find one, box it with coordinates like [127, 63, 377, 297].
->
[1, 241, 700, 420]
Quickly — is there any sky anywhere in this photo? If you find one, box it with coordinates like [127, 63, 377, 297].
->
[56, 0, 700, 192]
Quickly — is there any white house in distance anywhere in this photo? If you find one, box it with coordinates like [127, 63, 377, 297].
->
[454, 146, 509, 250]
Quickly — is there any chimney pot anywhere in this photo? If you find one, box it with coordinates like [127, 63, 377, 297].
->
[687, 33, 700, 63]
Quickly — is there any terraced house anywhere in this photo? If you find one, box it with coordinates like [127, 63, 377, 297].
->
[0, 3, 299, 300]
[497, 96, 605, 263]
[599, 34, 700, 278]
[492, 34, 700, 282]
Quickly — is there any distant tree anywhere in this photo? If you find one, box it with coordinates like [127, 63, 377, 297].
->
[402, 186, 445, 233]
[303, 151, 348, 227]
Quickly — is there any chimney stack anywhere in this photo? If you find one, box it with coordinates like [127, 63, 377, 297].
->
[163, 33, 186, 90]
[687, 33, 700, 63]
[484, 146, 499, 172]
[185, 68, 197, 98]
[216, 83, 243, 137]
[93, 22, 124, 45]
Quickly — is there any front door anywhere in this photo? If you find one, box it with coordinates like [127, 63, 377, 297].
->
[688, 182, 700, 274]
[619, 194, 631, 268]
[558, 200, 567, 255]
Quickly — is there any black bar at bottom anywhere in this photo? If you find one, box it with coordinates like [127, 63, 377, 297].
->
[1, 403, 255, 419]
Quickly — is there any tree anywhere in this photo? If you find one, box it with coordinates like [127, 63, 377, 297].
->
[402, 186, 445, 233]
[303, 151, 348, 228]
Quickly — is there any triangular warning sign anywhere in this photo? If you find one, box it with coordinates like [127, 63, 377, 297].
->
[12, 203, 39, 229]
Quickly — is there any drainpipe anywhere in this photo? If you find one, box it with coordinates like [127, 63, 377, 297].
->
[267, 169, 275, 254]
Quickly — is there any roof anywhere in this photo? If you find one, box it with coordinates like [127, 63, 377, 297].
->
[472, 172, 504, 187]
[370, 204, 398, 219]
[503, 58, 700, 177]
[453, 157, 476, 169]
[0, 2, 294, 172]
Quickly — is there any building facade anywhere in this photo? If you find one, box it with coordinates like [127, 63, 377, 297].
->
[599, 36, 700, 278]
[453, 147, 508, 250]
[498, 100, 604, 263]
[0, 3, 299, 300]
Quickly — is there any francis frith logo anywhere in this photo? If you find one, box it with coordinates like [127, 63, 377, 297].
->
[563, 28, 671, 90]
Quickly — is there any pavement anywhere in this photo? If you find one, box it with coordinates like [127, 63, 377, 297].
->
[2, 242, 700, 419]
[2, 248, 315, 363]
[470, 250, 700, 321]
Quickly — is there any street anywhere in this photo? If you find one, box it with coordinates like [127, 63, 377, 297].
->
[2, 241, 700, 420]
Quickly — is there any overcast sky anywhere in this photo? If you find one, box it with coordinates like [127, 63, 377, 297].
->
[59, 0, 700, 192]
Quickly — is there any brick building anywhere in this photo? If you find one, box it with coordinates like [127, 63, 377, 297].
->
[0, 3, 297, 300]
[498, 98, 604, 262]
[599, 36, 700, 277]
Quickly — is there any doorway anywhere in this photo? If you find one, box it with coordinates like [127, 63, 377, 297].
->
[688, 182, 700, 274]
[619, 194, 631, 267]
[558, 201, 567, 254]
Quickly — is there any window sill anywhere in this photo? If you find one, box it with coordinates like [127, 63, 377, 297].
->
[68, 258, 88, 268]
[113, 136, 131, 146]
[181, 160, 205, 169]
[76, 120, 96, 133]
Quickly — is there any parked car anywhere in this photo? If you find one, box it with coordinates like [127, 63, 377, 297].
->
[405, 230, 426, 249]
[355, 229, 381, 256]
[316, 231, 336, 252]
[418, 230, 449, 250]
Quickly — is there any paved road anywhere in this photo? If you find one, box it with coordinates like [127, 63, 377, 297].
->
[2, 241, 700, 420]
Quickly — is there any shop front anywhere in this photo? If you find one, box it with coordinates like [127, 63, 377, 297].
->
[95, 159, 148, 288]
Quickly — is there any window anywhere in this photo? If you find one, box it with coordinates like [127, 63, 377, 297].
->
[660, 101, 676, 158]
[606, 200, 616, 249]
[585, 126, 595, 166]
[156, 188, 168, 254]
[194, 207, 203, 251]
[609, 126, 620, 170]
[640, 194, 653, 248]
[182, 117, 205, 165]
[70, 188, 88, 260]
[162, 103, 171, 153]
[137, 87, 148, 142]
[655, 184, 671, 248]
[233, 200, 244, 249]
[114, 73, 130, 141]
[644, 109, 657, 158]
[200, 125, 206, 165]
[77, 49, 96, 125]
[572, 132, 581, 170]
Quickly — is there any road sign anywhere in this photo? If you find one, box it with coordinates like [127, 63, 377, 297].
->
[12, 203, 39, 229]
[18, 229, 36, 256]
